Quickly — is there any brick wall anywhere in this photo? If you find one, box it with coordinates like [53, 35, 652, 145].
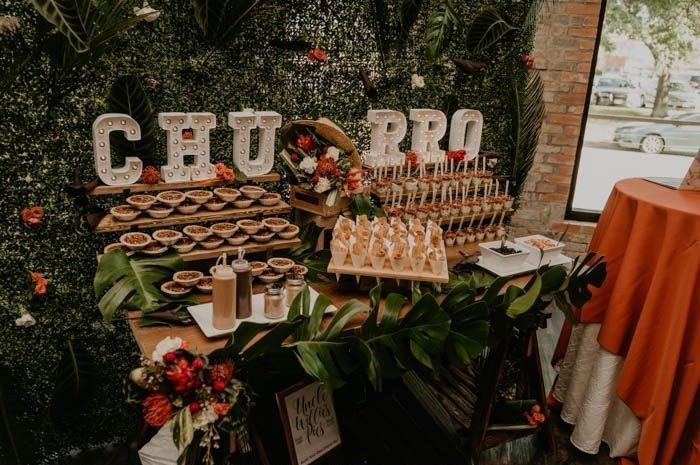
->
[510, 0, 603, 255]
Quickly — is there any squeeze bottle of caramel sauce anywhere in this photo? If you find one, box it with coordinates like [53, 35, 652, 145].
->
[212, 253, 236, 330]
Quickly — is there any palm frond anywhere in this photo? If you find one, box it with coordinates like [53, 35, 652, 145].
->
[508, 71, 545, 198]
[191, 0, 265, 47]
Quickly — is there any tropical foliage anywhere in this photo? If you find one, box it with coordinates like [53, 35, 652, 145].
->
[211, 254, 605, 397]
[94, 250, 195, 323]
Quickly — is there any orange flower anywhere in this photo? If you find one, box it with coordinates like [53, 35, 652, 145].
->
[215, 163, 227, 177]
[315, 156, 337, 178]
[307, 47, 328, 64]
[31, 272, 48, 296]
[213, 402, 231, 417]
[208, 360, 235, 387]
[405, 151, 421, 166]
[223, 168, 235, 182]
[21, 206, 43, 227]
[180, 340, 190, 350]
[524, 404, 546, 425]
[142, 393, 173, 427]
[139, 166, 161, 184]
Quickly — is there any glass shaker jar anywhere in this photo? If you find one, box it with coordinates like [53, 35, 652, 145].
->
[264, 283, 285, 320]
[285, 273, 306, 307]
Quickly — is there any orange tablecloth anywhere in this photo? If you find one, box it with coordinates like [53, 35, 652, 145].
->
[574, 179, 700, 465]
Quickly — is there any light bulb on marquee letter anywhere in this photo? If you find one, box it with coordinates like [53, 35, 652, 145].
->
[92, 113, 142, 186]
[449, 109, 483, 160]
[367, 110, 407, 167]
[228, 110, 282, 177]
[158, 112, 217, 182]
[409, 109, 447, 162]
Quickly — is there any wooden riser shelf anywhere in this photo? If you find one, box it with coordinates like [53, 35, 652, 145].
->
[98, 237, 301, 262]
[383, 209, 513, 227]
[371, 186, 504, 204]
[95, 202, 292, 233]
[88, 173, 280, 196]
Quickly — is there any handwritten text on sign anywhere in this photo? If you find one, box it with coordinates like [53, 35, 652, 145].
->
[282, 382, 341, 465]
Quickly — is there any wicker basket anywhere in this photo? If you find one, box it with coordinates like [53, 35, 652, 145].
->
[281, 118, 361, 217]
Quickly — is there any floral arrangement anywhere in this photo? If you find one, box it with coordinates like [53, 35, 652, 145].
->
[214, 162, 236, 182]
[129, 336, 250, 465]
[280, 120, 363, 205]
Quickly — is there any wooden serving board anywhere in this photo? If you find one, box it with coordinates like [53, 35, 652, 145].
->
[326, 218, 450, 284]
[95, 201, 292, 233]
[327, 258, 449, 283]
[88, 173, 280, 196]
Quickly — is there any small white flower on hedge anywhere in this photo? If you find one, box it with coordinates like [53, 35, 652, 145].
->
[411, 74, 425, 89]
[299, 156, 317, 174]
[152, 336, 182, 362]
[314, 177, 332, 193]
[15, 312, 36, 328]
[326, 147, 340, 161]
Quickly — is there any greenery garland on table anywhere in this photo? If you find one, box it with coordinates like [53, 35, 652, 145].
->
[1, 0, 548, 463]
[126, 253, 605, 463]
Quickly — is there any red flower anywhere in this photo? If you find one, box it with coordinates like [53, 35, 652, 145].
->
[31, 272, 48, 296]
[307, 47, 328, 64]
[143, 393, 173, 427]
[182, 128, 194, 140]
[213, 379, 226, 392]
[188, 402, 201, 414]
[223, 168, 235, 182]
[296, 134, 316, 153]
[213, 402, 231, 417]
[520, 54, 535, 69]
[192, 358, 205, 371]
[311, 176, 320, 184]
[163, 352, 176, 363]
[21, 206, 43, 228]
[139, 166, 161, 184]
[215, 162, 227, 177]
[290, 152, 299, 162]
[446, 150, 466, 162]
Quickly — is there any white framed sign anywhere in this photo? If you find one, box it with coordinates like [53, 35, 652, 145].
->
[276, 381, 342, 465]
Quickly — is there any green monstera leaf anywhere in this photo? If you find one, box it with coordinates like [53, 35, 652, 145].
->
[94, 250, 193, 322]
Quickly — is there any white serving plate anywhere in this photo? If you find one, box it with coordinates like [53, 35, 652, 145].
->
[476, 253, 573, 277]
[187, 287, 336, 338]
[514, 234, 566, 265]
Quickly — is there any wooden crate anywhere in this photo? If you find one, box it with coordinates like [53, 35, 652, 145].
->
[290, 185, 350, 217]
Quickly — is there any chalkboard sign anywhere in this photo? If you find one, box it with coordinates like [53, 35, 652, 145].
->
[276, 381, 342, 465]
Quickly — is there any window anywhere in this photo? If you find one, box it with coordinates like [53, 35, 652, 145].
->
[567, 0, 700, 221]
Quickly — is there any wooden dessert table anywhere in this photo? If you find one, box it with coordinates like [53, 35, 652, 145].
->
[127, 245, 530, 358]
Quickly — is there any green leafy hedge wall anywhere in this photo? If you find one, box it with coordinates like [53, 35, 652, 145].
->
[0, 0, 534, 462]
